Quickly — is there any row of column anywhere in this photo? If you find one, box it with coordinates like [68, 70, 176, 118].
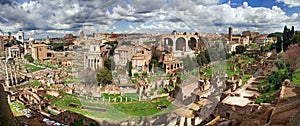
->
[5, 63, 18, 87]
[84, 54, 102, 70]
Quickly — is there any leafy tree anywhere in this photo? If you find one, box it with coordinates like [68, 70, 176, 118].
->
[268, 32, 282, 38]
[183, 55, 198, 71]
[204, 49, 211, 63]
[283, 26, 290, 51]
[104, 58, 114, 71]
[291, 35, 300, 45]
[51, 43, 64, 51]
[133, 72, 139, 78]
[235, 45, 246, 54]
[96, 68, 112, 85]
[261, 42, 274, 52]
[291, 26, 295, 36]
[24, 55, 34, 62]
[282, 25, 295, 51]
[196, 50, 210, 66]
[63, 41, 74, 46]
[268, 64, 292, 89]
[149, 59, 158, 72]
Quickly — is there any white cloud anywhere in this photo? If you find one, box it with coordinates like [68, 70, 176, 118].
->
[276, 0, 300, 8]
[0, 0, 299, 38]
[192, 0, 221, 5]
[129, 25, 134, 29]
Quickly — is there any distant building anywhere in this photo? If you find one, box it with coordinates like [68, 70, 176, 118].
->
[162, 53, 183, 74]
[8, 45, 21, 58]
[46, 35, 50, 44]
[80, 31, 84, 40]
[84, 44, 107, 70]
[114, 45, 135, 69]
[30, 44, 49, 62]
[254, 34, 271, 47]
[64, 34, 74, 39]
[131, 44, 152, 74]
[16, 29, 24, 43]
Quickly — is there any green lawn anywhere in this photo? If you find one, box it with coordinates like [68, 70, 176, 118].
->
[24, 64, 44, 72]
[44, 94, 55, 99]
[34, 62, 58, 69]
[123, 93, 139, 101]
[44, 107, 58, 116]
[28, 80, 41, 87]
[10, 101, 25, 115]
[242, 74, 252, 84]
[112, 97, 176, 116]
[51, 94, 177, 121]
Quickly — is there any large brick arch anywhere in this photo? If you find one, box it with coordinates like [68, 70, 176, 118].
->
[164, 37, 173, 46]
[188, 37, 197, 50]
[176, 37, 186, 51]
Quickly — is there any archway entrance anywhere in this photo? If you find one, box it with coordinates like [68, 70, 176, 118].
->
[176, 37, 186, 51]
[188, 37, 197, 50]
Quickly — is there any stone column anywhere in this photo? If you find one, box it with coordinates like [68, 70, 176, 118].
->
[10, 64, 14, 85]
[186, 117, 192, 126]
[185, 38, 188, 52]
[194, 117, 202, 125]
[14, 65, 17, 85]
[5, 63, 10, 87]
[179, 117, 185, 126]
[173, 37, 176, 52]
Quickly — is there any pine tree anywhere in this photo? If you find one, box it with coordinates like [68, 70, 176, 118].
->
[276, 36, 282, 53]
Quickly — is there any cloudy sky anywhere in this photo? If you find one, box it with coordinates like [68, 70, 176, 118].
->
[0, 0, 300, 39]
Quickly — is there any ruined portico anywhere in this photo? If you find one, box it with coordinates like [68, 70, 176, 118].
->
[157, 31, 205, 57]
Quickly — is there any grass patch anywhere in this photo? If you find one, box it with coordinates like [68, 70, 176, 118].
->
[150, 88, 156, 95]
[123, 93, 139, 101]
[44, 107, 58, 116]
[242, 74, 252, 84]
[44, 94, 55, 99]
[53, 94, 177, 121]
[255, 95, 276, 104]
[34, 62, 58, 69]
[158, 88, 167, 94]
[24, 63, 44, 72]
[10, 101, 25, 115]
[28, 80, 40, 87]
[112, 97, 174, 116]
